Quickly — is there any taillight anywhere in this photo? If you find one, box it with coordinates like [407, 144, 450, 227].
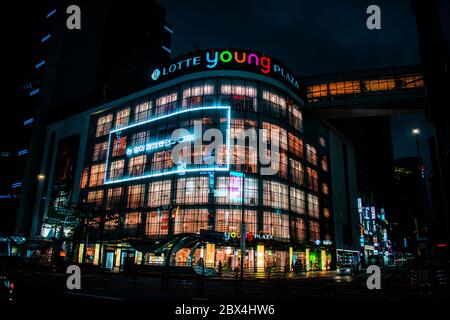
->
[10, 282, 14, 289]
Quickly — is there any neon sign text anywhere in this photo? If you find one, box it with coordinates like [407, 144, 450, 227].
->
[223, 232, 273, 241]
[125, 134, 194, 157]
[150, 49, 299, 90]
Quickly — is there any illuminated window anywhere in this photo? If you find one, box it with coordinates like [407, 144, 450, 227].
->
[128, 155, 146, 176]
[323, 208, 330, 219]
[288, 133, 303, 158]
[111, 136, 127, 157]
[262, 123, 287, 150]
[397, 75, 424, 88]
[215, 209, 257, 234]
[244, 177, 258, 206]
[270, 151, 288, 179]
[115, 108, 130, 129]
[329, 81, 361, 95]
[182, 84, 214, 107]
[95, 114, 113, 137]
[262, 90, 286, 109]
[290, 187, 305, 214]
[322, 183, 329, 196]
[105, 214, 119, 231]
[131, 131, 149, 146]
[214, 176, 258, 206]
[89, 163, 106, 187]
[290, 159, 304, 186]
[363, 78, 396, 92]
[221, 84, 256, 111]
[93, 141, 108, 161]
[127, 184, 145, 208]
[230, 120, 258, 173]
[86, 190, 104, 208]
[306, 167, 319, 192]
[125, 212, 141, 226]
[306, 144, 317, 166]
[290, 105, 303, 132]
[174, 208, 208, 234]
[80, 168, 89, 189]
[307, 194, 320, 218]
[155, 92, 177, 115]
[146, 210, 169, 237]
[148, 180, 171, 207]
[176, 177, 209, 205]
[321, 155, 328, 172]
[263, 211, 289, 240]
[106, 187, 123, 210]
[135, 101, 152, 123]
[307, 84, 328, 99]
[221, 84, 256, 97]
[263, 180, 289, 210]
[109, 160, 124, 181]
[292, 217, 306, 243]
[309, 220, 320, 242]
[151, 151, 172, 173]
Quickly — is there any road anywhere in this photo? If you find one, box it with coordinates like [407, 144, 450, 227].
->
[8, 266, 449, 303]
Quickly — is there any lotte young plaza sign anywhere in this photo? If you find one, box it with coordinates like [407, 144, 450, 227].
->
[149, 48, 302, 93]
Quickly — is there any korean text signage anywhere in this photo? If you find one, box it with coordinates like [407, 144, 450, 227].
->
[150, 48, 301, 92]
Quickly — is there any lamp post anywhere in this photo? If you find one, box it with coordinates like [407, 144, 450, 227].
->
[412, 128, 428, 259]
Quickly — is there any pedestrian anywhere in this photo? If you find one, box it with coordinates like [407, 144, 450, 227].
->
[294, 260, 299, 275]
[218, 260, 222, 276]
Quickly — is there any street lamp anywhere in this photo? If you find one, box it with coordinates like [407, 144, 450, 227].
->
[412, 128, 421, 159]
[37, 174, 45, 181]
[411, 128, 429, 259]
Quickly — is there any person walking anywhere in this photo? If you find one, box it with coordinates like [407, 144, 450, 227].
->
[218, 260, 223, 276]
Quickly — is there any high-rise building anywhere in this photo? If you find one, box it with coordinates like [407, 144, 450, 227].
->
[411, 0, 450, 250]
[14, 0, 172, 237]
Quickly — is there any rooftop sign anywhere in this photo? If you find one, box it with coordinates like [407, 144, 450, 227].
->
[150, 48, 303, 94]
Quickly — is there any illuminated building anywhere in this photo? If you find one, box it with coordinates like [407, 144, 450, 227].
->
[30, 49, 341, 272]
[357, 197, 392, 266]
[302, 65, 427, 265]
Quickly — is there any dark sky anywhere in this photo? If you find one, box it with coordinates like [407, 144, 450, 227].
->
[159, 0, 426, 76]
[159, 0, 449, 163]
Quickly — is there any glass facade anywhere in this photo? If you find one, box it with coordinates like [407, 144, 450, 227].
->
[74, 77, 331, 271]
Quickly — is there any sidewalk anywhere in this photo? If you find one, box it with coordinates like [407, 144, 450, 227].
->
[213, 270, 339, 280]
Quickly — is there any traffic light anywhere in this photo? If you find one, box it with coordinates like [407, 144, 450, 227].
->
[208, 211, 215, 226]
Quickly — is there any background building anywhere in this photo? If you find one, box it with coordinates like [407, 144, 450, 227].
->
[13, 0, 172, 238]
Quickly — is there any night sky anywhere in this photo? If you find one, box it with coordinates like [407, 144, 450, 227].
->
[2, 0, 449, 161]
[159, 0, 449, 162]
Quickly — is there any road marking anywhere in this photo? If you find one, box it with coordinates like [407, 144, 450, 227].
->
[65, 292, 123, 301]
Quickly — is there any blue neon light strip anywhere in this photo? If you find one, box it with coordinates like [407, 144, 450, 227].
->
[164, 25, 173, 34]
[110, 105, 230, 133]
[24, 118, 34, 126]
[17, 149, 28, 156]
[30, 89, 40, 96]
[46, 9, 57, 18]
[162, 45, 172, 53]
[35, 60, 46, 69]
[11, 182, 22, 188]
[104, 106, 231, 185]
[41, 34, 51, 43]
